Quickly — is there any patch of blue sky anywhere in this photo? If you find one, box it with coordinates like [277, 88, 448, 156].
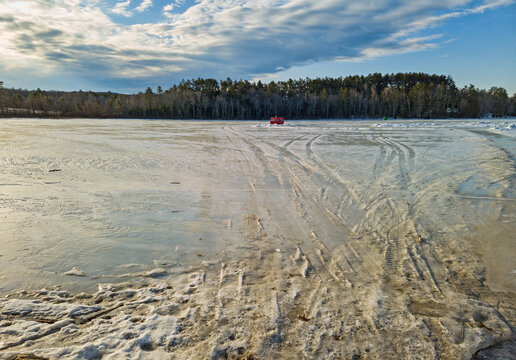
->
[268, 3, 516, 95]
[104, 0, 193, 25]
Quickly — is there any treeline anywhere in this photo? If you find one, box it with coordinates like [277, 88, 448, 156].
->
[1, 74, 515, 119]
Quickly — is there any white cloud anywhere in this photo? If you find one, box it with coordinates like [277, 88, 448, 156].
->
[135, 0, 153, 13]
[0, 0, 514, 91]
[467, 0, 514, 13]
[163, 0, 185, 12]
[112, 0, 132, 17]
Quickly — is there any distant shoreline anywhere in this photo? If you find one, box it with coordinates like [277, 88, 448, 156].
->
[2, 73, 515, 120]
[2, 115, 516, 121]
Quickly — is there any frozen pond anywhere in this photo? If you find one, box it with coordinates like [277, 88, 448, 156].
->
[0, 118, 515, 359]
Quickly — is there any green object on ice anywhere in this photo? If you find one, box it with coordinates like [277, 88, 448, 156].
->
[383, 117, 388, 120]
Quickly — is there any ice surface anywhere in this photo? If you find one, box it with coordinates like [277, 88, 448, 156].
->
[371, 118, 516, 137]
[0, 118, 515, 359]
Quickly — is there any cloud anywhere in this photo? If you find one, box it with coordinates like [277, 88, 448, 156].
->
[163, 0, 185, 12]
[0, 0, 514, 91]
[135, 0, 153, 13]
[112, 0, 132, 17]
[467, 0, 515, 13]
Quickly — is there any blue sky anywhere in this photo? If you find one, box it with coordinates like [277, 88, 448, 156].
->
[0, 0, 514, 94]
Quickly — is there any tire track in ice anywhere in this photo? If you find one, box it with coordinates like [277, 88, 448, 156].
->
[228, 127, 341, 282]
[283, 134, 309, 149]
[301, 129, 449, 344]
[373, 135, 446, 297]
[232, 128, 360, 296]
[239, 126, 363, 227]
[229, 126, 376, 287]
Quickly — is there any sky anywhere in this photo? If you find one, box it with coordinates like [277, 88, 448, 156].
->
[0, 0, 514, 94]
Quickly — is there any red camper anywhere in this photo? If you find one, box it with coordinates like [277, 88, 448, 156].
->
[270, 117, 284, 125]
